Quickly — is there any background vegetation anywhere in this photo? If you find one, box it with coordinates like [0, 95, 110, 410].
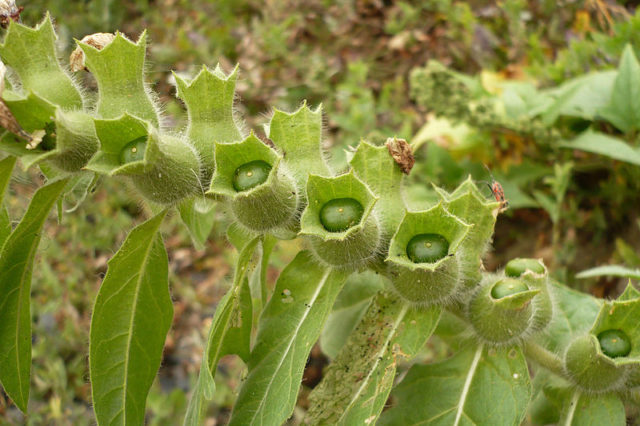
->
[3, 0, 640, 423]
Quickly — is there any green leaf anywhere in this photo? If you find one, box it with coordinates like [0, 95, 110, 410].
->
[535, 281, 601, 353]
[90, 211, 173, 426]
[0, 14, 83, 108]
[308, 293, 440, 425]
[349, 141, 405, 238]
[174, 65, 243, 178]
[229, 251, 348, 426]
[178, 197, 217, 250]
[0, 156, 15, 205]
[380, 344, 531, 426]
[0, 206, 9, 248]
[598, 45, 640, 133]
[0, 177, 69, 412]
[559, 130, 640, 167]
[542, 71, 616, 123]
[577, 265, 640, 280]
[78, 31, 159, 126]
[559, 391, 625, 426]
[320, 270, 386, 359]
[267, 103, 330, 189]
[184, 236, 259, 426]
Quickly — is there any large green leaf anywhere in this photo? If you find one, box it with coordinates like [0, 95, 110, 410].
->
[535, 281, 602, 353]
[380, 344, 530, 426]
[183, 236, 259, 426]
[542, 71, 616, 123]
[559, 130, 640, 167]
[320, 270, 385, 359]
[0, 177, 69, 412]
[558, 391, 625, 426]
[90, 211, 173, 426]
[0, 156, 15, 246]
[308, 294, 441, 425]
[598, 45, 640, 134]
[229, 251, 348, 425]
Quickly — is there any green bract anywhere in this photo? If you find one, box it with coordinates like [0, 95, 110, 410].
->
[208, 133, 298, 233]
[0, 14, 83, 109]
[232, 160, 272, 192]
[468, 275, 539, 345]
[386, 202, 472, 306]
[505, 258, 546, 277]
[78, 31, 159, 126]
[299, 171, 379, 268]
[174, 65, 243, 183]
[435, 177, 500, 291]
[319, 198, 364, 232]
[86, 114, 201, 205]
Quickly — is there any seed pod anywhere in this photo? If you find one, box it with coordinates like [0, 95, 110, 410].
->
[435, 177, 500, 291]
[598, 329, 631, 358]
[386, 202, 472, 307]
[207, 133, 298, 233]
[299, 171, 380, 268]
[564, 334, 628, 393]
[505, 258, 545, 277]
[468, 275, 539, 345]
[86, 113, 201, 205]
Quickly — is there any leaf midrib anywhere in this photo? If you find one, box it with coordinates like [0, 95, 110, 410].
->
[249, 268, 332, 424]
[119, 234, 158, 425]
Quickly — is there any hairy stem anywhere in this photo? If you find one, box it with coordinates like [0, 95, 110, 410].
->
[522, 341, 566, 378]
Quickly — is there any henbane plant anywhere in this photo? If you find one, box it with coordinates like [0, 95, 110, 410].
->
[0, 13, 639, 426]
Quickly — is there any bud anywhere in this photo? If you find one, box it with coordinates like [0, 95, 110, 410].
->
[70, 33, 116, 72]
[299, 171, 380, 268]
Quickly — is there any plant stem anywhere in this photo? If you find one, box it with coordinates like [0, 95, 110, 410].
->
[522, 341, 566, 378]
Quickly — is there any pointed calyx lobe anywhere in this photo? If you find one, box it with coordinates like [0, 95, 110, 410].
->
[435, 177, 500, 290]
[175, 65, 243, 183]
[267, 103, 330, 191]
[0, 14, 83, 109]
[78, 31, 159, 126]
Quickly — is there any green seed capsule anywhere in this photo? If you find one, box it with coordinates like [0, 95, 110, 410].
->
[319, 198, 364, 232]
[598, 329, 631, 358]
[505, 258, 545, 277]
[406, 233, 449, 263]
[119, 137, 147, 164]
[232, 160, 272, 192]
[491, 278, 529, 299]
